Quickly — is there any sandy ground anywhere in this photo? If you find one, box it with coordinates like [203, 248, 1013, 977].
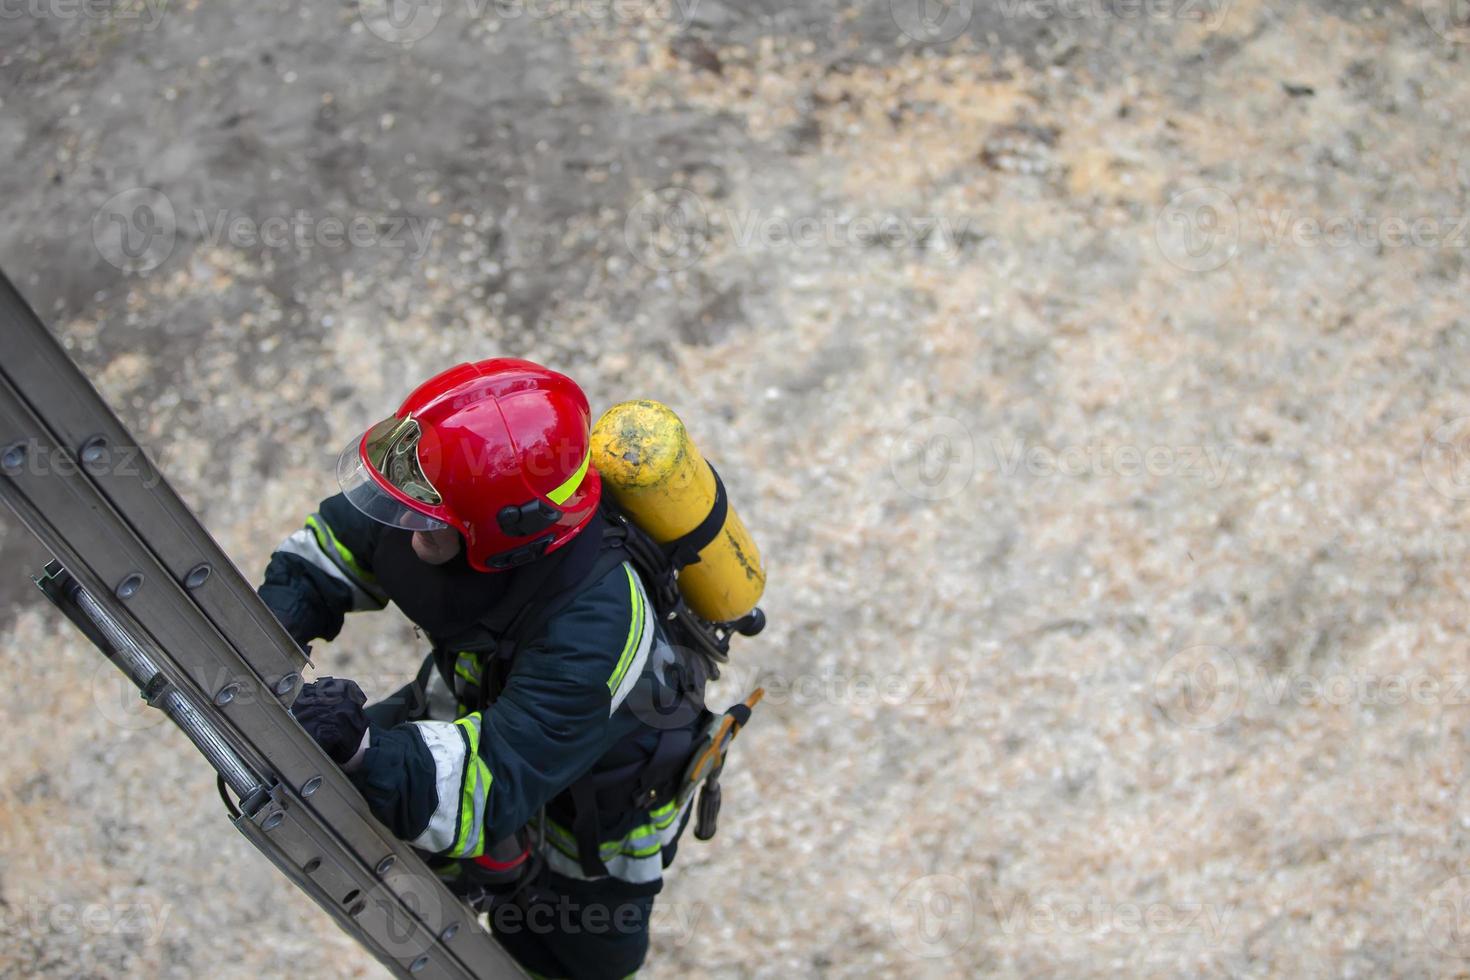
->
[3, 0, 1470, 976]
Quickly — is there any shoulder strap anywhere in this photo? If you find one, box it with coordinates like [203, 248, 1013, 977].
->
[664, 463, 728, 569]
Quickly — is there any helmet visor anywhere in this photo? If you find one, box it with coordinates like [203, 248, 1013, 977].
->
[337, 417, 450, 531]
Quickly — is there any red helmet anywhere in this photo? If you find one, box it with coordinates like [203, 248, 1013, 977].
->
[337, 358, 602, 572]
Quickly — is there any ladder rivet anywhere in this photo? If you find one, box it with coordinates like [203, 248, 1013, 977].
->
[409, 955, 430, 973]
[261, 810, 285, 832]
[376, 855, 396, 876]
[301, 775, 322, 797]
[440, 923, 459, 942]
[275, 672, 299, 696]
[115, 572, 144, 599]
[214, 684, 239, 705]
[79, 435, 108, 469]
[184, 563, 211, 588]
[2, 442, 28, 472]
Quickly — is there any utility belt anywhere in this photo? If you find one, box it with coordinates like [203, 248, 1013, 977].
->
[431, 688, 761, 908]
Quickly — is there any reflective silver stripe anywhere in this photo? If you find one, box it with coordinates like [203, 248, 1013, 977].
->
[275, 528, 386, 611]
[407, 720, 469, 854]
[609, 566, 654, 714]
[541, 797, 691, 884]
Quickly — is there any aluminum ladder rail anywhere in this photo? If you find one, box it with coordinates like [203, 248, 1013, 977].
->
[0, 272, 522, 979]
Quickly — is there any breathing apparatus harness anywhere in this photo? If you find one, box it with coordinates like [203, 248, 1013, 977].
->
[432, 481, 764, 908]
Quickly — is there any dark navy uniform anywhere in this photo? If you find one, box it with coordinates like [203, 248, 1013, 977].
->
[260, 494, 694, 978]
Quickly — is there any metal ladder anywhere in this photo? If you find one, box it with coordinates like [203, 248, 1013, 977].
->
[0, 272, 522, 979]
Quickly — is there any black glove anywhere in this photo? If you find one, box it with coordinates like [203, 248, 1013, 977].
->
[291, 676, 369, 765]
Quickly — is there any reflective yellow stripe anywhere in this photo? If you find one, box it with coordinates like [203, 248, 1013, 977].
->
[305, 513, 377, 583]
[606, 565, 644, 694]
[453, 652, 481, 686]
[448, 714, 492, 859]
[544, 799, 681, 860]
[546, 448, 591, 506]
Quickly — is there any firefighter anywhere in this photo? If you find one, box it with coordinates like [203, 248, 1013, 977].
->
[258, 358, 704, 980]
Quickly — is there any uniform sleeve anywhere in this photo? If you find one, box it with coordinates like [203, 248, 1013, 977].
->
[257, 493, 387, 647]
[347, 562, 655, 857]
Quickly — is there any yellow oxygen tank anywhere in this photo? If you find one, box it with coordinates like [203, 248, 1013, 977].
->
[590, 400, 765, 624]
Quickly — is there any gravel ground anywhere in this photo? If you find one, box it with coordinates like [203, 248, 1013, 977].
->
[3, 1, 1470, 977]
